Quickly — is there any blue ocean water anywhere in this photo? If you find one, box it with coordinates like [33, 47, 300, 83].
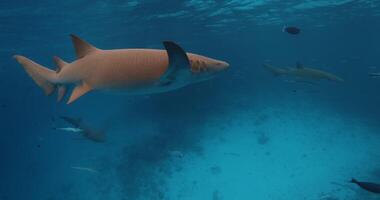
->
[2, 0, 380, 199]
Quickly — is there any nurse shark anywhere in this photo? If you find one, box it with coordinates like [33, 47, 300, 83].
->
[263, 62, 344, 82]
[14, 35, 229, 104]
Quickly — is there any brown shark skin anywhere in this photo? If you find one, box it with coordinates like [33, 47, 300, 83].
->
[14, 35, 229, 104]
[58, 49, 223, 90]
[263, 64, 344, 82]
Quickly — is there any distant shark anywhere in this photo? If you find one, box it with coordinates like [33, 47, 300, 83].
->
[14, 35, 229, 104]
[369, 72, 380, 78]
[56, 116, 105, 143]
[263, 62, 344, 82]
[71, 166, 99, 173]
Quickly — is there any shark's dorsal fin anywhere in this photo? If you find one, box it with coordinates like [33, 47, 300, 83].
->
[67, 82, 92, 104]
[296, 62, 304, 69]
[70, 34, 99, 59]
[53, 56, 68, 73]
[159, 41, 191, 86]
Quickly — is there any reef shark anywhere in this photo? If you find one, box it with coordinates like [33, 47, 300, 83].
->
[14, 35, 229, 104]
[263, 62, 344, 82]
[56, 116, 105, 143]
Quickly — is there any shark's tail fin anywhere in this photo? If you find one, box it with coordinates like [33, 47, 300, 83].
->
[327, 74, 344, 82]
[263, 64, 286, 77]
[14, 55, 58, 96]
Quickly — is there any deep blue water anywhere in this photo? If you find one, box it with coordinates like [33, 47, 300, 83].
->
[2, 1, 380, 200]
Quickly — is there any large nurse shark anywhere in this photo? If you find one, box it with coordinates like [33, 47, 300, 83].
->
[14, 35, 229, 104]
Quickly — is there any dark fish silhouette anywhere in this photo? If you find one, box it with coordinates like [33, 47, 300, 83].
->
[369, 72, 380, 78]
[59, 116, 106, 143]
[350, 178, 380, 193]
[283, 26, 300, 35]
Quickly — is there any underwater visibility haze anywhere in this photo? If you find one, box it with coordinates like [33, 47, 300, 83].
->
[2, 0, 380, 200]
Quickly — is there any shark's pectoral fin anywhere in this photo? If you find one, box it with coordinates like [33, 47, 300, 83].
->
[70, 34, 100, 59]
[67, 82, 92, 104]
[159, 41, 191, 86]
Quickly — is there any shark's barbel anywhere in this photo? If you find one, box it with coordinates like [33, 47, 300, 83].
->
[14, 35, 229, 104]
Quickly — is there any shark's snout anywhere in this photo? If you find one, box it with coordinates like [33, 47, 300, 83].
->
[210, 60, 229, 73]
[219, 61, 230, 70]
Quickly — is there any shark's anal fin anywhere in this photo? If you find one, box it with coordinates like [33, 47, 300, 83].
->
[159, 41, 191, 86]
[67, 82, 92, 104]
[70, 34, 99, 59]
[57, 85, 67, 102]
[53, 56, 68, 73]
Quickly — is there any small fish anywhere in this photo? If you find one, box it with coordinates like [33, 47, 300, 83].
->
[53, 127, 84, 133]
[71, 166, 99, 173]
[350, 178, 380, 193]
[283, 26, 301, 35]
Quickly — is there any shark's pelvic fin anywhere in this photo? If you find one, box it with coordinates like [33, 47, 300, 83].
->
[159, 41, 191, 86]
[14, 55, 57, 96]
[53, 56, 68, 73]
[70, 34, 99, 59]
[67, 82, 92, 104]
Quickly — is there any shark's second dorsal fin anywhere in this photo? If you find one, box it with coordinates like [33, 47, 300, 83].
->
[53, 56, 68, 73]
[296, 62, 304, 69]
[159, 41, 191, 86]
[70, 34, 99, 59]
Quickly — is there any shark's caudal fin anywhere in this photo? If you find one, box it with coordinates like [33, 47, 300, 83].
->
[263, 64, 287, 77]
[14, 55, 57, 96]
[14, 35, 97, 104]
